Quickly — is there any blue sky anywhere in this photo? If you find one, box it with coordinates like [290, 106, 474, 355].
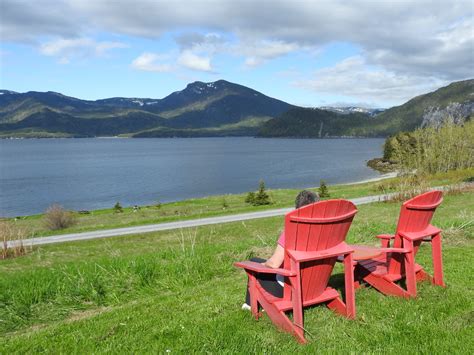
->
[1, 0, 473, 108]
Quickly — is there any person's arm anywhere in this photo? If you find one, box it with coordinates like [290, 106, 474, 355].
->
[264, 244, 285, 268]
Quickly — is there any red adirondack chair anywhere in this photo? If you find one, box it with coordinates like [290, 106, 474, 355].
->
[235, 199, 357, 343]
[350, 190, 445, 298]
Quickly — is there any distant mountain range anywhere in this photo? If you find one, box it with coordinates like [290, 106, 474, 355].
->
[1, 78, 472, 138]
[258, 79, 474, 138]
[318, 106, 385, 116]
[0, 80, 292, 138]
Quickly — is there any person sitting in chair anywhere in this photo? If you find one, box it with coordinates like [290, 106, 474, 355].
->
[242, 190, 319, 310]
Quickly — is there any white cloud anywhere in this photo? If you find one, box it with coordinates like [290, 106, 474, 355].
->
[365, 18, 474, 80]
[295, 56, 447, 106]
[3, 0, 473, 101]
[177, 50, 213, 72]
[131, 50, 212, 73]
[4, 2, 472, 76]
[39, 37, 127, 63]
[173, 32, 225, 72]
[175, 32, 225, 52]
[238, 40, 300, 67]
[131, 52, 173, 72]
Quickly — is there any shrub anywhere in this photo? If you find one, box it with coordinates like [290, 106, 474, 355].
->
[114, 202, 123, 213]
[254, 180, 271, 205]
[44, 204, 76, 230]
[222, 198, 229, 209]
[384, 119, 474, 174]
[385, 174, 430, 203]
[245, 180, 271, 206]
[1, 220, 29, 259]
[318, 180, 330, 198]
[245, 192, 256, 204]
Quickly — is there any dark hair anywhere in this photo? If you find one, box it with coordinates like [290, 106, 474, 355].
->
[295, 190, 319, 209]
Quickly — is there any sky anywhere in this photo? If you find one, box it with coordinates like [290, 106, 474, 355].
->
[0, 0, 473, 108]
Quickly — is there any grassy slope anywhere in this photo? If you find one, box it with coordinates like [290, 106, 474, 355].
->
[8, 168, 473, 238]
[1, 191, 473, 352]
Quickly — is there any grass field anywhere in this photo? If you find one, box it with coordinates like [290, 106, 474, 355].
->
[6, 168, 473, 239]
[1, 190, 473, 353]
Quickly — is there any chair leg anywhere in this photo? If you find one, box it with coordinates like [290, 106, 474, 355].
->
[416, 269, 434, 283]
[431, 233, 446, 287]
[248, 273, 260, 319]
[290, 259, 305, 342]
[343, 253, 356, 318]
[404, 240, 417, 298]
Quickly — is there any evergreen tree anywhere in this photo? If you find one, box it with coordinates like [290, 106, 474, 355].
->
[244, 180, 271, 206]
[318, 180, 330, 198]
[114, 202, 123, 213]
[254, 180, 271, 205]
[245, 192, 256, 204]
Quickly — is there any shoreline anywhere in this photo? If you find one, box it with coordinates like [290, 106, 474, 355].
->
[2, 173, 397, 219]
[341, 172, 398, 185]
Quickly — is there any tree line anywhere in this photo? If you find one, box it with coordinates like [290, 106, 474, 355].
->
[383, 118, 474, 174]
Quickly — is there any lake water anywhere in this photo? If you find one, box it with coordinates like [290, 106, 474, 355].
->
[0, 138, 385, 217]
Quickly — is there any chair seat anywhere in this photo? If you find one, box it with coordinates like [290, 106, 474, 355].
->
[358, 254, 423, 281]
[256, 282, 340, 312]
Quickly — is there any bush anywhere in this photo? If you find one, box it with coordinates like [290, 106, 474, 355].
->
[255, 180, 271, 205]
[44, 204, 76, 230]
[318, 180, 330, 198]
[245, 192, 256, 204]
[384, 119, 474, 174]
[222, 198, 229, 209]
[114, 202, 123, 213]
[1, 220, 29, 259]
[245, 180, 271, 206]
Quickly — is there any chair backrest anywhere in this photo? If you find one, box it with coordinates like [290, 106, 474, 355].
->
[388, 190, 443, 275]
[283, 199, 357, 301]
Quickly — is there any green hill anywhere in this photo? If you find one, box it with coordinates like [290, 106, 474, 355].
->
[365, 79, 474, 135]
[258, 108, 372, 137]
[258, 79, 474, 138]
[1, 79, 472, 138]
[0, 80, 292, 138]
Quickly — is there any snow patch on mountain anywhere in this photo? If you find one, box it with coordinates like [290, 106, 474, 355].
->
[319, 106, 385, 116]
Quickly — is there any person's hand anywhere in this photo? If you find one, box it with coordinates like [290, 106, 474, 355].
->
[264, 244, 285, 268]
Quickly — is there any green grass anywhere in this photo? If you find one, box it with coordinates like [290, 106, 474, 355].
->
[6, 168, 473, 238]
[1, 191, 473, 352]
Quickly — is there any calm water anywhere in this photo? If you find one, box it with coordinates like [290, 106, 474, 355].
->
[0, 138, 384, 217]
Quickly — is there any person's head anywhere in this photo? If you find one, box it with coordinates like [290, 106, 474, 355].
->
[295, 190, 320, 209]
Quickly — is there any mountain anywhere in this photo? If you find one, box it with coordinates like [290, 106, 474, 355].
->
[258, 79, 474, 138]
[2, 79, 472, 138]
[0, 80, 293, 138]
[258, 108, 373, 138]
[319, 106, 385, 116]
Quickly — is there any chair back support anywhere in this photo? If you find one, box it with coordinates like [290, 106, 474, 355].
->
[284, 199, 357, 301]
[388, 190, 443, 275]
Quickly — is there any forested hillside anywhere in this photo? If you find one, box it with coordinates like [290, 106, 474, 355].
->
[0, 80, 292, 138]
[258, 79, 473, 138]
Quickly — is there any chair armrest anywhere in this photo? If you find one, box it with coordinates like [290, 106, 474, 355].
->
[350, 245, 410, 254]
[234, 261, 296, 276]
[287, 242, 354, 263]
[376, 247, 411, 254]
[376, 234, 394, 240]
[399, 225, 442, 241]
